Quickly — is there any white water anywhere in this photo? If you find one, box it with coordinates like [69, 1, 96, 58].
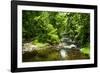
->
[60, 49, 67, 59]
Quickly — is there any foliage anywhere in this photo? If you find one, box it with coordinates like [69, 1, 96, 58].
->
[22, 11, 90, 47]
[80, 47, 90, 55]
[22, 10, 90, 61]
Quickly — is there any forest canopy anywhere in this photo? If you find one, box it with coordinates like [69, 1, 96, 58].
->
[22, 10, 90, 48]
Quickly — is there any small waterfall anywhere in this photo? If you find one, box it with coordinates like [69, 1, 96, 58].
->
[58, 35, 77, 59]
[60, 49, 66, 59]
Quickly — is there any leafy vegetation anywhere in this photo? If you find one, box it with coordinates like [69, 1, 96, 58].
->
[22, 10, 90, 62]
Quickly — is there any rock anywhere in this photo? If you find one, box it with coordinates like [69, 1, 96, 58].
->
[22, 42, 37, 54]
[69, 44, 77, 49]
[66, 48, 83, 60]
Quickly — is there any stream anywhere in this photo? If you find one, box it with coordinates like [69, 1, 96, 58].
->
[22, 37, 89, 62]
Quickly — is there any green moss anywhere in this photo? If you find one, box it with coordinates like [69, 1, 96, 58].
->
[80, 47, 90, 59]
[80, 47, 90, 55]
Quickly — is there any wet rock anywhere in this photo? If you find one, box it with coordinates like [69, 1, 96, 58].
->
[23, 43, 37, 54]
